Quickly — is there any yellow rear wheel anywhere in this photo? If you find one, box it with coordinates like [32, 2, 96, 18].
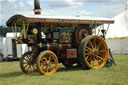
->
[36, 51, 58, 75]
[79, 35, 108, 69]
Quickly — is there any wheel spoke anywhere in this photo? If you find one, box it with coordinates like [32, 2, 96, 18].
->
[87, 56, 92, 61]
[41, 64, 46, 69]
[85, 52, 92, 56]
[42, 57, 48, 62]
[50, 57, 54, 62]
[99, 50, 106, 53]
[86, 56, 89, 60]
[96, 55, 104, 61]
[88, 40, 94, 49]
[96, 42, 102, 50]
[30, 65, 32, 71]
[50, 64, 55, 68]
[41, 59, 47, 65]
[26, 56, 30, 60]
[85, 48, 89, 52]
[97, 52, 101, 55]
[27, 65, 31, 71]
[47, 66, 49, 73]
[44, 66, 48, 72]
[50, 62, 55, 64]
[32, 65, 36, 71]
[93, 38, 97, 49]
[24, 58, 29, 62]
[95, 57, 99, 66]
[23, 62, 28, 64]
[24, 64, 28, 69]
[43, 66, 47, 72]
[90, 59, 93, 66]
[40, 59, 44, 63]
[49, 56, 51, 62]
[86, 47, 93, 51]
[49, 65, 52, 70]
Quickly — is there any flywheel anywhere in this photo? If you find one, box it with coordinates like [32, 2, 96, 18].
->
[75, 25, 92, 44]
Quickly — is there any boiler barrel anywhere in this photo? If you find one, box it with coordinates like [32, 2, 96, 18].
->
[42, 43, 76, 51]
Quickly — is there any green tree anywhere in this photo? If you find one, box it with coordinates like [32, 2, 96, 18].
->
[0, 26, 13, 37]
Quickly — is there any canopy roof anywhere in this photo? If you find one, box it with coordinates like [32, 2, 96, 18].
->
[6, 14, 114, 26]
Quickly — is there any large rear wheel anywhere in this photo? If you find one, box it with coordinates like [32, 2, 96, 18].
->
[36, 51, 58, 75]
[79, 35, 108, 69]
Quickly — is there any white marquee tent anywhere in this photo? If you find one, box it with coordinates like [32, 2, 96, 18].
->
[97, 9, 128, 54]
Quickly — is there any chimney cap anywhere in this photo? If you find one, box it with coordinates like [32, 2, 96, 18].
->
[34, 0, 41, 15]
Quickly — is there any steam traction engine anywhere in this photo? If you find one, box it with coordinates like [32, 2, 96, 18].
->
[6, 0, 114, 75]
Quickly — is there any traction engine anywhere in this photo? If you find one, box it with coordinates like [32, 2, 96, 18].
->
[6, 0, 114, 75]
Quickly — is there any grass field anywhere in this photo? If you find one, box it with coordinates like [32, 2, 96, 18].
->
[0, 55, 128, 85]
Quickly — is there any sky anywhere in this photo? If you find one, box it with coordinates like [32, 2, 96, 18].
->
[0, 0, 128, 26]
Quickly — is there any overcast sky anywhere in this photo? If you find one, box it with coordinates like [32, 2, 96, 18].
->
[0, 0, 128, 26]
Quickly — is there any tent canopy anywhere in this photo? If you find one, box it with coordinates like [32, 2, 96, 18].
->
[98, 9, 128, 54]
[106, 10, 128, 39]
[96, 10, 128, 39]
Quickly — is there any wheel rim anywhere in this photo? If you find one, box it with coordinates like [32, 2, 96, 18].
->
[20, 52, 37, 73]
[38, 51, 58, 75]
[84, 36, 108, 69]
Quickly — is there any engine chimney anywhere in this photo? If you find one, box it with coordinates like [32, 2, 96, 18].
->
[34, 0, 41, 15]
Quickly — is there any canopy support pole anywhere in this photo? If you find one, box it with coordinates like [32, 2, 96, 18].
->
[95, 24, 96, 35]
[51, 23, 53, 32]
[23, 21, 26, 39]
[105, 24, 110, 36]
[11, 25, 16, 39]
[15, 23, 17, 40]
[26, 22, 29, 39]
[97, 25, 102, 35]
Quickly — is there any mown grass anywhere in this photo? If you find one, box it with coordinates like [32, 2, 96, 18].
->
[0, 55, 128, 85]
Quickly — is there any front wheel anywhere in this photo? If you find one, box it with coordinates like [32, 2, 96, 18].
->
[36, 51, 58, 75]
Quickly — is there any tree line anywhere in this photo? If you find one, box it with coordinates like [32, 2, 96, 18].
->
[0, 26, 20, 37]
[0, 26, 12, 37]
